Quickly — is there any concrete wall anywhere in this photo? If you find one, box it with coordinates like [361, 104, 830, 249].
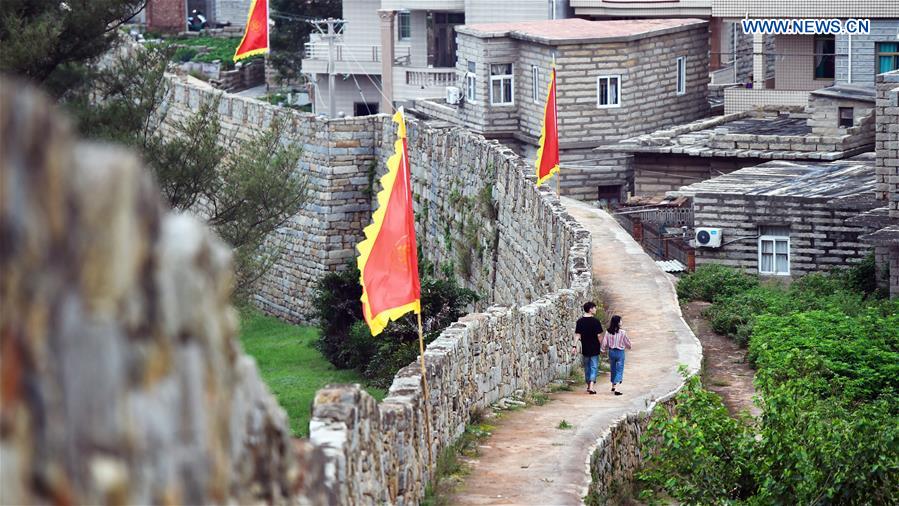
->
[0, 81, 330, 506]
[774, 34, 833, 91]
[312, 74, 384, 117]
[693, 193, 876, 276]
[836, 20, 899, 87]
[464, 0, 553, 24]
[213, 0, 251, 26]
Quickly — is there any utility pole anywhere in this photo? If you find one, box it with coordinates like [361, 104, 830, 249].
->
[308, 18, 345, 118]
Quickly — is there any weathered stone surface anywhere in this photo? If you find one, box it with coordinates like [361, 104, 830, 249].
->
[0, 81, 322, 505]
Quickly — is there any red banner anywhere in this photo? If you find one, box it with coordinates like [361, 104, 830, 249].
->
[357, 109, 421, 336]
[535, 67, 560, 186]
[233, 0, 269, 62]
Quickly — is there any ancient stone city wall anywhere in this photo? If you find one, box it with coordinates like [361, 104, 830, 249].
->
[157, 75, 594, 504]
[163, 75, 584, 320]
[0, 83, 330, 505]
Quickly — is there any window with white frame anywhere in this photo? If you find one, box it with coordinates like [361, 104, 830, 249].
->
[676, 56, 686, 95]
[397, 12, 411, 41]
[596, 75, 620, 107]
[532, 65, 540, 103]
[758, 226, 790, 275]
[465, 60, 476, 102]
[490, 63, 514, 105]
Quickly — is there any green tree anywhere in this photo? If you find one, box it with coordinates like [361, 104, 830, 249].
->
[71, 45, 309, 299]
[0, 0, 146, 95]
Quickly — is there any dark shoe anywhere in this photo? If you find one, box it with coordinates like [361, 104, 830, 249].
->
[588, 389, 597, 395]
[614, 391, 623, 396]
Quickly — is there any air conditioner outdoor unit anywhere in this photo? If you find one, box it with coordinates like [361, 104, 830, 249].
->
[446, 86, 462, 105]
[694, 227, 723, 248]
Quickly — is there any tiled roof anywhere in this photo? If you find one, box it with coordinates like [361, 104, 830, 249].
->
[456, 18, 707, 45]
[672, 154, 876, 199]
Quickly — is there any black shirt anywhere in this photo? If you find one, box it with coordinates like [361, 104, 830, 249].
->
[575, 316, 603, 357]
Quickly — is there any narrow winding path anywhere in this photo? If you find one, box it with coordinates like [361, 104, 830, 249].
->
[450, 199, 701, 505]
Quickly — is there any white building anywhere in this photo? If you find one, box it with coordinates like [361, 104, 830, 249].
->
[301, 0, 572, 117]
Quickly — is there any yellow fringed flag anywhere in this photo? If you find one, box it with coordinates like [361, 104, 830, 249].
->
[233, 0, 269, 62]
[356, 108, 421, 336]
[535, 66, 560, 186]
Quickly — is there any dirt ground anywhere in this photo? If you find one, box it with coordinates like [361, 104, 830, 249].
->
[682, 301, 760, 418]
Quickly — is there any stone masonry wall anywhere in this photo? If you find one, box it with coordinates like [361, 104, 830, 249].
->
[162, 77, 381, 323]
[693, 193, 877, 275]
[163, 75, 584, 320]
[308, 160, 592, 506]
[0, 82, 331, 505]
[147, 0, 185, 32]
[875, 71, 899, 218]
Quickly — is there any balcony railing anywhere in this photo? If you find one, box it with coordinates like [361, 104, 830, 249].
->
[303, 42, 412, 65]
[404, 68, 457, 88]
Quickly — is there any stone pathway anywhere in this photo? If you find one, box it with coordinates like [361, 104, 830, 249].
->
[682, 301, 760, 417]
[450, 199, 701, 505]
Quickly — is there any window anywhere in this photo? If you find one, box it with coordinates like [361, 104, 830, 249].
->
[597, 185, 621, 205]
[876, 42, 899, 74]
[490, 63, 514, 105]
[676, 56, 686, 95]
[814, 34, 835, 79]
[398, 11, 411, 41]
[465, 61, 477, 102]
[758, 226, 790, 275]
[596, 75, 620, 108]
[354, 102, 379, 116]
[839, 107, 854, 128]
[532, 66, 541, 103]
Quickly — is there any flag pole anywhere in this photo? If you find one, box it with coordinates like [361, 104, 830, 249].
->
[553, 54, 561, 198]
[417, 311, 434, 478]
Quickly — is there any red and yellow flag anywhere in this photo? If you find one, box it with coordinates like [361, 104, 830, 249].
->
[233, 0, 269, 62]
[535, 67, 560, 186]
[357, 109, 421, 336]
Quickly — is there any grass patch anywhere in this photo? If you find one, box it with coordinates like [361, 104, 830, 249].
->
[557, 420, 573, 430]
[422, 421, 495, 506]
[237, 308, 385, 438]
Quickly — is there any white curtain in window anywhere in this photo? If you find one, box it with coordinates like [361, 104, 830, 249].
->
[760, 239, 774, 272]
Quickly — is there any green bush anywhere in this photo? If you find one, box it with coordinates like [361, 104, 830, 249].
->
[310, 259, 478, 388]
[643, 291, 899, 504]
[676, 264, 759, 303]
[640, 373, 756, 504]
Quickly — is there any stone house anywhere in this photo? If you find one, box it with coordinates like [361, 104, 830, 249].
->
[603, 84, 876, 198]
[710, 0, 899, 114]
[146, 0, 251, 32]
[673, 154, 880, 277]
[300, 0, 571, 118]
[414, 18, 710, 202]
[854, 70, 899, 297]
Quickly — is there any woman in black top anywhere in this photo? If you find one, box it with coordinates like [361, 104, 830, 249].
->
[573, 301, 603, 394]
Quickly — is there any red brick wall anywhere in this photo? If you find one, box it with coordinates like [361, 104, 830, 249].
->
[148, 0, 186, 33]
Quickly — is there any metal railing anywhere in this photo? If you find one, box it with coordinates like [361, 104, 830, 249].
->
[303, 42, 412, 64]
[404, 68, 457, 87]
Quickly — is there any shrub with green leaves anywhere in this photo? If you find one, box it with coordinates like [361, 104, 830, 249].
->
[642, 276, 899, 504]
[310, 259, 478, 387]
[640, 374, 756, 504]
[676, 264, 759, 302]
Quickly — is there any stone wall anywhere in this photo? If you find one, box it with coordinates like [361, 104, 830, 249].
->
[0, 82, 329, 505]
[806, 91, 876, 137]
[158, 74, 593, 505]
[875, 71, 899, 218]
[693, 193, 877, 275]
[308, 199, 592, 505]
[214, 0, 252, 27]
[634, 153, 763, 197]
